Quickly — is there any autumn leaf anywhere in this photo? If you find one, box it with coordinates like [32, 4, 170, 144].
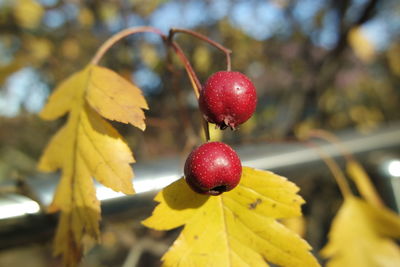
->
[347, 160, 384, 207]
[321, 196, 400, 267]
[143, 167, 320, 267]
[0, 59, 23, 85]
[38, 64, 147, 266]
[86, 65, 148, 130]
[13, 0, 44, 29]
[348, 26, 375, 63]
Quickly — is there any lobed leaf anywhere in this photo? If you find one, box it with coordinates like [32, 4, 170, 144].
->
[346, 160, 384, 207]
[321, 196, 400, 267]
[38, 64, 147, 266]
[143, 167, 319, 267]
[86, 65, 148, 130]
[40, 67, 89, 120]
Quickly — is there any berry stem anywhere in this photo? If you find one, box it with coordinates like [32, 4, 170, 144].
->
[307, 129, 384, 207]
[90, 26, 211, 141]
[307, 141, 352, 198]
[90, 26, 165, 65]
[202, 120, 210, 141]
[170, 44, 210, 140]
[169, 28, 232, 71]
[168, 41, 202, 98]
[167, 41, 210, 140]
[168, 30, 211, 141]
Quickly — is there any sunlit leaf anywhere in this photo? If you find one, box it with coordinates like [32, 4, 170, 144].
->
[387, 43, 400, 76]
[348, 27, 375, 63]
[39, 64, 147, 266]
[86, 65, 148, 130]
[0, 60, 23, 85]
[202, 123, 223, 141]
[143, 167, 319, 267]
[321, 196, 400, 267]
[281, 216, 306, 238]
[141, 43, 160, 69]
[346, 160, 384, 207]
[61, 39, 81, 60]
[78, 7, 95, 28]
[193, 46, 211, 73]
[27, 37, 53, 62]
[40, 67, 87, 121]
[13, 0, 44, 29]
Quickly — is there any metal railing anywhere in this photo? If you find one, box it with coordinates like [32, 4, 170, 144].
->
[1, 123, 400, 248]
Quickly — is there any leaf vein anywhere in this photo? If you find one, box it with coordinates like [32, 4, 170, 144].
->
[219, 197, 232, 267]
[79, 115, 124, 184]
[238, 184, 300, 210]
[89, 81, 143, 110]
[223, 203, 305, 265]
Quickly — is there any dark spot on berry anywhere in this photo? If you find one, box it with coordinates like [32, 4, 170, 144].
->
[209, 185, 227, 195]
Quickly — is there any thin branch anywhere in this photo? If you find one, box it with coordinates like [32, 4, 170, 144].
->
[308, 129, 353, 162]
[308, 129, 385, 207]
[167, 33, 210, 141]
[168, 41, 202, 98]
[308, 141, 352, 198]
[90, 26, 165, 65]
[89, 26, 212, 141]
[169, 28, 232, 71]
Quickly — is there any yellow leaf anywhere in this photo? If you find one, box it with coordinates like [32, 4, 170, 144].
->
[61, 39, 81, 60]
[202, 123, 223, 141]
[321, 197, 400, 267]
[348, 27, 375, 63]
[387, 43, 400, 76]
[347, 160, 384, 207]
[240, 115, 257, 135]
[143, 167, 319, 267]
[193, 45, 211, 73]
[78, 7, 95, 28]
[13, 0, 44, 29]
[0, 60, 23, 85]
[99, 2, 118, 22]
[40, 67, 88, 120]
[86, 65, 148, 130]
[141, 43, 160, 69]
[38, 64, 145, 265]
[27, 37, 53, 62]
[280, 216, 306, 238]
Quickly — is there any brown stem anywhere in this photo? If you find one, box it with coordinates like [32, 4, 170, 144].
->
[89, 26, 211, 141]
[202, 119, 210, 141]
[168, 42, 202, 98]
[165, 45, 199, 146]
[167, 33, 210, 141]
[307, 129, 384, 207]
[308, 129, 354, 162]
[169, 28, 232, 71]
[307, 141, 352, 198]
[91, 26, 165, 65]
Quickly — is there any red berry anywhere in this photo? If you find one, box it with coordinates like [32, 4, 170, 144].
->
[184, 142, 242, 196]
[199, 71, 257, 130]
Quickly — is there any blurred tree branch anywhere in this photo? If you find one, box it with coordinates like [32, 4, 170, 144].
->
[281, 0, 380, 137]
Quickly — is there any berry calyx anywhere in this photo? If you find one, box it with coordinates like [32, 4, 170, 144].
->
[184, 142, 242, 196]
[199, 71, 257, 130]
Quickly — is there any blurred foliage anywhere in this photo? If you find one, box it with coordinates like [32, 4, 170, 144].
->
[0, 0, 399, 185]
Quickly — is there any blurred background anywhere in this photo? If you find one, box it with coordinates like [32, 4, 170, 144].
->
[0, 0, 400, 266]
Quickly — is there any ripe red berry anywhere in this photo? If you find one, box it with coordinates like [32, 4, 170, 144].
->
[199, 71, 257, 130]
[184, 142, 242, 196]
